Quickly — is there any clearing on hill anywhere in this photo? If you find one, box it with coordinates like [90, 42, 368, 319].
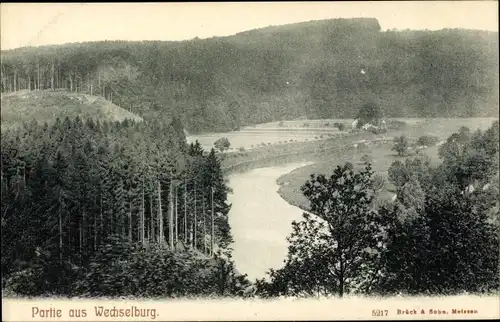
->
[0, 90, 142, 129]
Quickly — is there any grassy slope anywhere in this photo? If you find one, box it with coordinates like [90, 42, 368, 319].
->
[0, 89, 142, 130]
[276, 118, 499, 210]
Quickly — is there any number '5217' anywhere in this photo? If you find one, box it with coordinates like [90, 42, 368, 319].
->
[372, 310, 388, 316]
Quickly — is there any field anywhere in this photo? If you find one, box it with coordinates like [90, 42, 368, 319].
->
[187, 117, 497, 152]
[187, 120, 349, 152]
[275, 143, 438, 210]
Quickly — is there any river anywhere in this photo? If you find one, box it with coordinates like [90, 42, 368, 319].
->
[227, 162, 312, 282]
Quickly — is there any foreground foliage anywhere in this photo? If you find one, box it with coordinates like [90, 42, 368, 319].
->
[257, 121, 499, 297]
[1, 116, 249, 297]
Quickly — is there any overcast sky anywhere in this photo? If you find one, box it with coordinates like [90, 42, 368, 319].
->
[1, 1, 498, 51]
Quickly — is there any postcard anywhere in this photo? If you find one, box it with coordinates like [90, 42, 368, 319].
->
[1, 2, 499, 321]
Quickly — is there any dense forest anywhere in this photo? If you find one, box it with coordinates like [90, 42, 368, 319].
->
[1, 116, 251, 297]
[1, 18, 498, 133]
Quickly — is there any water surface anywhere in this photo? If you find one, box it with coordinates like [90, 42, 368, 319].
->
[227, 162, 312, 281]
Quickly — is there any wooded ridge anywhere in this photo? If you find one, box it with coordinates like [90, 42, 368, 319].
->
[1, 18, 498, 133]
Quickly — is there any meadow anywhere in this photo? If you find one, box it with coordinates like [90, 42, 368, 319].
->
[188, 117, 497, 152]
[0, 90, 142, 130]
[274, 117, 498, 210]
[187, 119, 349, 152]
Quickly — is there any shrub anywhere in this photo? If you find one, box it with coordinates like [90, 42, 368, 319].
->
[361, 154, 373, 164]
[370, 127, 387, 134]
[358, 142, 368, 150]
[392, 135, 410, 156]
[70, 237, 251, 298]
[371, 173, 385, 193]
[416, 135, 439, 147]
[214, 137, 231, 152]
[386, 119, 407, 130]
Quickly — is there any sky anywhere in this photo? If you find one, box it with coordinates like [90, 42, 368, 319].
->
[1, 1, 498, 51]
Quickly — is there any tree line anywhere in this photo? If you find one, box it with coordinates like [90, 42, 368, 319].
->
[1, 18, 498, 133]
[1, 116, 250, 297]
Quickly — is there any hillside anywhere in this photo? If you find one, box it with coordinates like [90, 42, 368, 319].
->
[0, 90, 142, 129]
[1, 18, 498, 133]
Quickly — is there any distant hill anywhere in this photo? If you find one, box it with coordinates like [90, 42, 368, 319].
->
[0, 90, 142, 129]
[1, 18, 498, 133]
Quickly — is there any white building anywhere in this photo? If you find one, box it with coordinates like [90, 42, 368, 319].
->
[352, 119, 359, 129]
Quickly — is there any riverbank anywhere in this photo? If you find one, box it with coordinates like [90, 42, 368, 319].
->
[226, 162, 312, 282]
[275, 142, 444, 210]
[274, 118, 498, 210]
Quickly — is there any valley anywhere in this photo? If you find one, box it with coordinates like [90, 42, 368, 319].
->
[1, 14, 499, 300]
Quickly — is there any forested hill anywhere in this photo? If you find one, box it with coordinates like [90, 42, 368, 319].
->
[1, 18, 498, 133]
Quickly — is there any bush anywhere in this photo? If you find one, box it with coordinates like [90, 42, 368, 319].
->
[386, 119, 407, 130]
[416, 135, 439, 147]
[214, 137, 230, 152]
[4, 256, 83, 297]
[392, 135, 410, 157]
[333, 122, 346, 131]
[361, 154, 372, 164]
[358, 142, 368, 150]
[371, 173, 385, 193]
[370, 127, 387, 134]
[3, 234, 252, 298]
[75, 237, 250, 298]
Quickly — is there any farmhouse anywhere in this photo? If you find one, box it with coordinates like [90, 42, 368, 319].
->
[359, 119, 387, 133]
